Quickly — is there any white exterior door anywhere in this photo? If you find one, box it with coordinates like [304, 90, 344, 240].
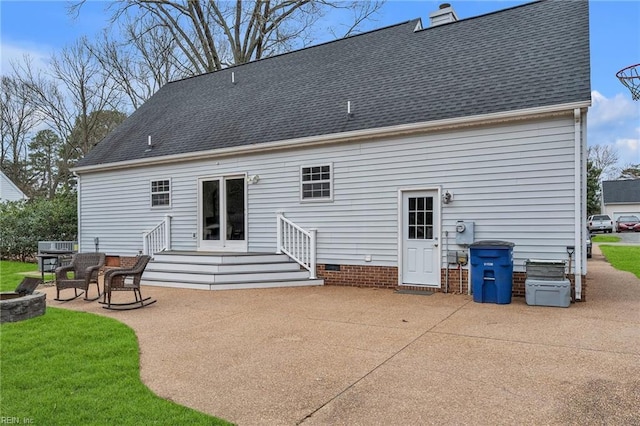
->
[198, 176, 247, 252]
[401, 190, 440, 286]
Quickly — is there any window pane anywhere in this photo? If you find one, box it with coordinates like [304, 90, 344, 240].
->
[409, 198, 416, 210]
[152, 193, 169, 207]
[426, 197, 433, 210]
[202, 180, 220, 240]
[226, 178, 245, 240]
[426, 226, 433, 239]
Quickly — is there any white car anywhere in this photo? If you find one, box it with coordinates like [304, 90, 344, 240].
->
[587, 215, 613, 233]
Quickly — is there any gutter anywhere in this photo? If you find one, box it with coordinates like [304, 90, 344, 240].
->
[72, 100, 591, 174]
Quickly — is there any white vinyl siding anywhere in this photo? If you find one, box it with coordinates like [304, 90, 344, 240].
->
[78, 114, 578, 271]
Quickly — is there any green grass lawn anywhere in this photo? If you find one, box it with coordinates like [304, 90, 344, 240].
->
[599, 245, 640, 279]
[591, 235, 621, 243]
[1, 261, 230, 425]
[0, 260, 51, 292]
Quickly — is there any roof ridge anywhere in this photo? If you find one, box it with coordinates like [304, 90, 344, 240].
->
[169, 19, 420, 85]
[414, 0, 543, 33]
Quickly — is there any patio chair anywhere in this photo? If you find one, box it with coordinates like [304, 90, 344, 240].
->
[101, 255, 156, 310]
[55, 252, 105, 301]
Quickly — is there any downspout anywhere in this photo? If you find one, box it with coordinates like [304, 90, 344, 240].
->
[581, 110, 588, 280]
[573, 108, 583, 300]
[76, 173, 82, 253]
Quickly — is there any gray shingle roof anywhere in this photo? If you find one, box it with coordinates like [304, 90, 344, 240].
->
[76, 0, 590, 169]
[602, 180, 640, 204]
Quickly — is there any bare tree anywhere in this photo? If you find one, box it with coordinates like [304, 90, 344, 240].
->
[587, 145, 619, 181]
[86, 21, 183, 109]
[0, 74, 40, 190]
[72, 0, 384, 78]
[15, 39, 122, 158]
[619, 164, 640, 179]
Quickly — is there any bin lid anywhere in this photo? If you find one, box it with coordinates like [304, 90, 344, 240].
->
[525, 259, 566, 265]
[469, 240, 515, 248]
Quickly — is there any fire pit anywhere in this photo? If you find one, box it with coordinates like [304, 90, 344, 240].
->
[0, 277, 46, 323]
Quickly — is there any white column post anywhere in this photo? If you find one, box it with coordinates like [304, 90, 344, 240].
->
[142, 232, 149, 256]
[309, 228, 317, 279]
[276, 213, 283, 254]
[164, 214, 172, 251]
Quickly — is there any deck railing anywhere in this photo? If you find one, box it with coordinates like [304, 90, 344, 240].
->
[143, 215, 172, 256]
[276, 213, 317, 279]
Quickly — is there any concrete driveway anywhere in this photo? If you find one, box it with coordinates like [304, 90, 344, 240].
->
[42, 245, 640, 425]
[613, 231, 640, 244]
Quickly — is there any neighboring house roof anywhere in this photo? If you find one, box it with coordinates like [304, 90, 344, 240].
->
[0, 170, 27, 202]
[602, 180, 640, 204]
[76, 0, 591, 169]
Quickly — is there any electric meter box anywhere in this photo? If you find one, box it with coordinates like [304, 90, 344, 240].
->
[455, 221, 475, 245]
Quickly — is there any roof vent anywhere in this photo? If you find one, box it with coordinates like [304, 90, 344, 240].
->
[429, 3, 458, 27]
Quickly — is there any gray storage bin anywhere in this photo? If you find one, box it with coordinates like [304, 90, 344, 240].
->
[525, 278, 571, 308]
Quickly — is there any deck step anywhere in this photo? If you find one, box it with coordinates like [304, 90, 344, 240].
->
[141, 251, 323, 290]
[142, 269, 311, 284]
[146, 261, 301, 274]
[151, 252, 290, 265]
[141, 279, 325, 290]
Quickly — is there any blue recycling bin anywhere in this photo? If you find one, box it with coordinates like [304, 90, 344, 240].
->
[470, 240, 515, 304]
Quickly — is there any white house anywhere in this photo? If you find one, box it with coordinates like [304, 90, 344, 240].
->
[0, 171, 27, 203]
[73, 1, 591, 300]
[601, 180, 640, 221]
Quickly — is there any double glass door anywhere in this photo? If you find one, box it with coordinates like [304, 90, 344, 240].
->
[199, 176, 246, 251]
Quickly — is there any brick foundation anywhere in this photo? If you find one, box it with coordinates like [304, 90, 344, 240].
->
[104, 255, 139, 269]
[316, 264, 587, 301]
[317, 264, 397, 288]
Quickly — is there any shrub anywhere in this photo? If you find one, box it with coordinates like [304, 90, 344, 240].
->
[0, 194, 77, 261]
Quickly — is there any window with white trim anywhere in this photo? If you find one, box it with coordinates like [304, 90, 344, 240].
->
[150, 179, 171, 207]
[301, 164, 332, 201]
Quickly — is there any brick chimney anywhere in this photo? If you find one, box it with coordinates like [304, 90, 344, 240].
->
[429, 3, 458, 27]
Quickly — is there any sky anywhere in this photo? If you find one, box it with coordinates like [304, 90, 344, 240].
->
[1, 0, 639, 172]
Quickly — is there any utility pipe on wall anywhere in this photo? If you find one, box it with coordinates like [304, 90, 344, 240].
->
[573, 108, 583, 300]
[444, 230, 449, 293]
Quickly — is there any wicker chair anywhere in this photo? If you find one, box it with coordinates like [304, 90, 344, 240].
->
[101, 255, 155, 310]
[55, 252, 105, 301]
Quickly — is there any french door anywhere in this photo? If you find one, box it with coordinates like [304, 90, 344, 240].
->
[198, 176, 247, 252]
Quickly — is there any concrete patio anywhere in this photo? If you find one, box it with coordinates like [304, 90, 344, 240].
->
[41, 245, 640, 425]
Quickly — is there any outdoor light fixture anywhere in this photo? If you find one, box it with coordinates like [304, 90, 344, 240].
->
[442, 190, 453, 204]
[248, 175, 260, 184]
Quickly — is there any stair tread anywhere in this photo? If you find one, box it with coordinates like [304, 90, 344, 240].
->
[145, 268, 307, 276]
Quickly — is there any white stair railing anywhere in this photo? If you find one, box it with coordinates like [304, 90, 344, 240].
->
[276, 213, 317, 279]
[143, 215, 172, 255]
